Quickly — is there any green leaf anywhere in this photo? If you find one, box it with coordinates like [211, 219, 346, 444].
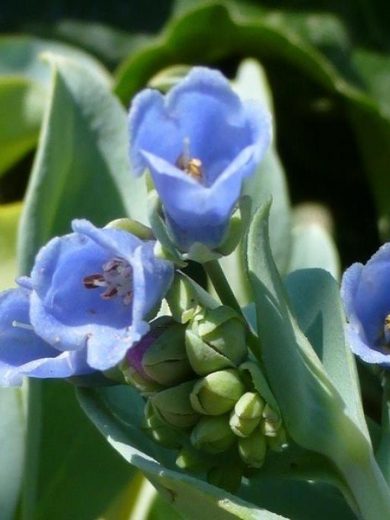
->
[287, 205, 340, 280]
[18, 52, 147, 273]
[245, 201, 390, 518]
[0, 35, 110, 87]
[33, 381, 132, 520]
[78, 385, 288, 520]
[0, 384, 27, 520]
[0, 35, 111, 176]
[284, 268, 368, 439]
[0, 78, 45, 175]
[0, 202, 22, 289]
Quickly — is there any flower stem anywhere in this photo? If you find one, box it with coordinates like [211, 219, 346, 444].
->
[203, 259, 262, 362]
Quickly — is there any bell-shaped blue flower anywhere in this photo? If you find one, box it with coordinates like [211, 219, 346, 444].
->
[341, 243, 390, 365]
[128, 67, 271, 250]
[0, 220, 174, 384]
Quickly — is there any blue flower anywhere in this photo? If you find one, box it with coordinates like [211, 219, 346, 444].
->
[128, 67, 271, 250]
[341, 244, 390, 365]
[0, 220, 174, 384]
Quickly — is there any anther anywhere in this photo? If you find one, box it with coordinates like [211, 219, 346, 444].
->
[175, 138, 203, 182]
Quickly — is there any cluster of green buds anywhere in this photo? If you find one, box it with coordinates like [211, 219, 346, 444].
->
[120, 281, 286, 490]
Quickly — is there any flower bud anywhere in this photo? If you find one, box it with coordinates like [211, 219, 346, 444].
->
[238, 428, 267, 468]
[190, 369, 245, 415]
[261, 404, 282, 437]
[105, 218, 154, 240]
[143, 400, 182, 449]
[121, 318, 193, 391]
[165, 274, 200, 324]
[191, 415, 236, 454]
[142, 322, 193, 386]
[120, 332, 163, 394]
[186, 306, 247, 375]
[151, 380, 199, 428]
[229, 392, 264, 438]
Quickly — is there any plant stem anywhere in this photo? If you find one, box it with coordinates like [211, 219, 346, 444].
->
[203, 259, 262, 362]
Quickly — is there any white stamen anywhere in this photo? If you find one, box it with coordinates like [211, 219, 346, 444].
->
[12, 320, 34, 331]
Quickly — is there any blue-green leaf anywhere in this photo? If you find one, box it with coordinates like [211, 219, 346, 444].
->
[245, 201, 390, 518]
[0, 385, 27, 520]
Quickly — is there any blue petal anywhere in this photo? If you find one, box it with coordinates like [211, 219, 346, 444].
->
[0, 289, 92, 386]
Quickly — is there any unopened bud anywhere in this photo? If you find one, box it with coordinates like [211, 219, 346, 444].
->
[151, 380, 199, 428]
[142, 322, 193, 385]
[190, 369, 245, 415]
[186, 306, 247, 375]
[229, 392, 264, 437]
[120, 329, 164, 394]
[166, 273, 200, 323]
[191, 415, 236, 454]
[105, 218, 154, 240]
[261, 404, 282, 437]
[238, 428, 267, 468]
[143, 400, 182, 449]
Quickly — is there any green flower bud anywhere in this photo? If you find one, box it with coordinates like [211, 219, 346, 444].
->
[238, 428, 267, 468]
[267, 427, 288, 452]
[121, 362, 163, 395]
[151, 380, 199, 428]
[143, 400, 182, 449]
[229, 392, 265, 438]
[186, 306, 247, 375]
[190, 369, 246, 415]
[191, 415, 236, 454]
[105, 218, 154, 240]
[142, 322, 193, 386]
[261, 404, 282, 437]
[166, 273, 200, 323]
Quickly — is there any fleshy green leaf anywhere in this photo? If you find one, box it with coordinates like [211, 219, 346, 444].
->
[0, 202, 22, 289]
[245, 201, 390, 518]
[78, 385, 288, 520]
[0, 384, 27, 520]
[287, 205, 340, 279]
[33, 381, 132, 520]
[0, 35, 111, 176]
[284, 268, 368, 439]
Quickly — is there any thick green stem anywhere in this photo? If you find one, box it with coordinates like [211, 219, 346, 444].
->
[203, 259, 262, 362]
